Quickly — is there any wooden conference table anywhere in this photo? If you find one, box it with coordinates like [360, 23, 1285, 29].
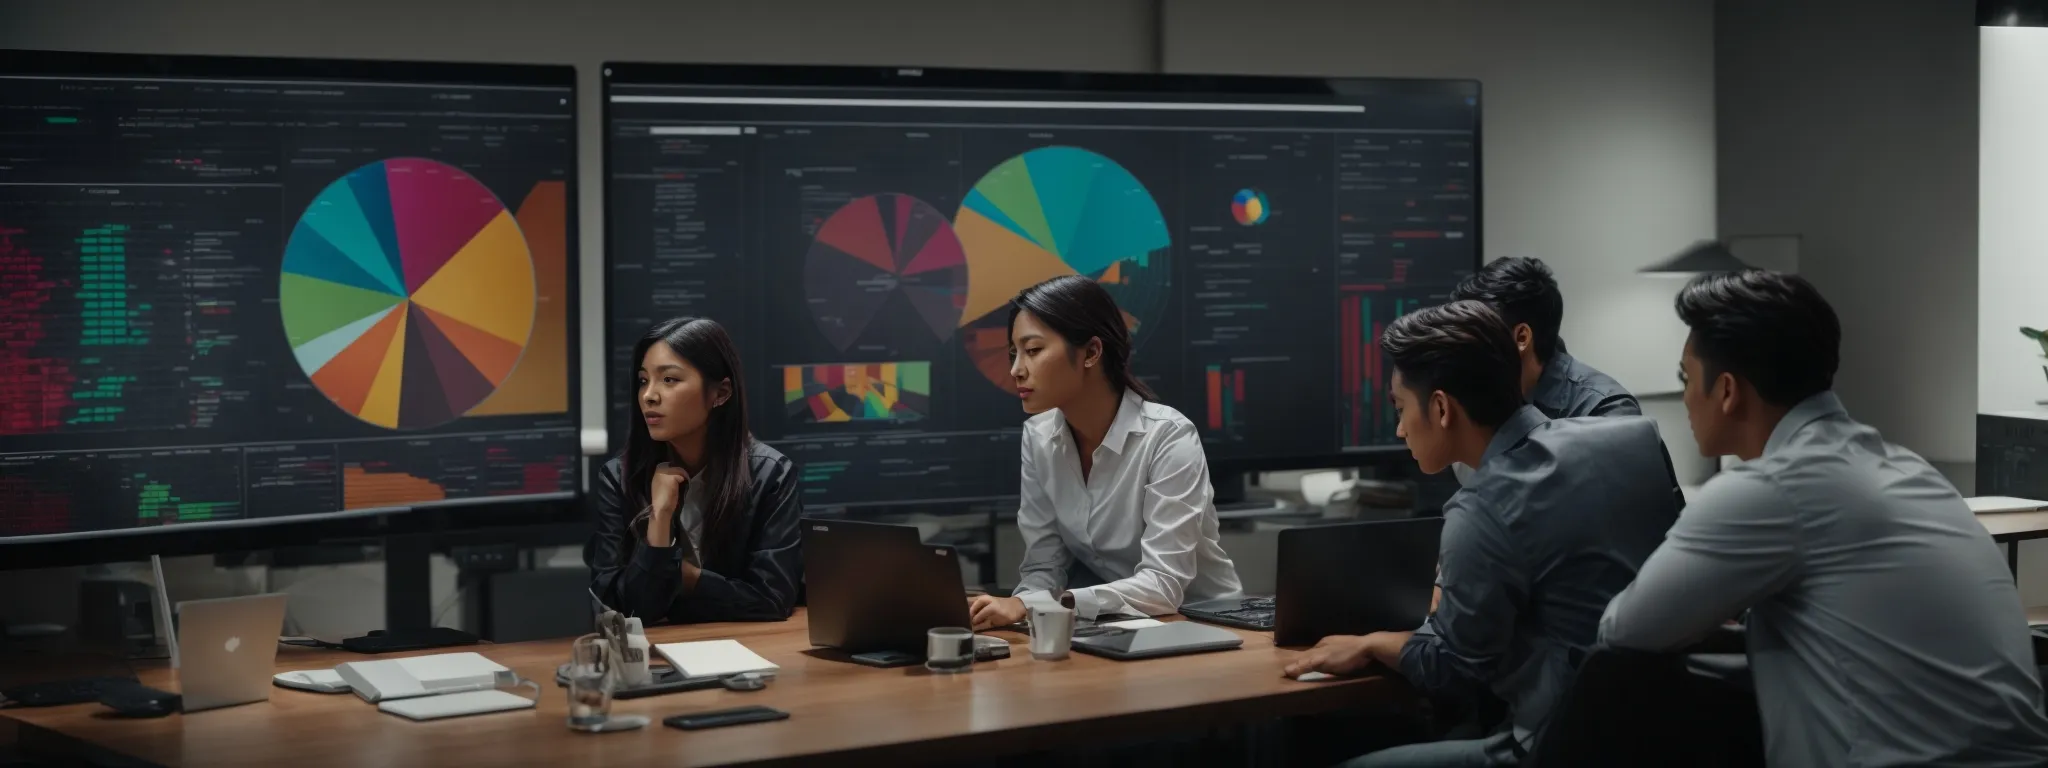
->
[3, 610, 1409, 767]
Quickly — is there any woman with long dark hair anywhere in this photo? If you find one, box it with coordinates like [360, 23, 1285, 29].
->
[586, 317, 802, 624]
[968, 275, 1242, 630]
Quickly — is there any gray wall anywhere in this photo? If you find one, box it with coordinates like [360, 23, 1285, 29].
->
[0, 0, 1723, 631]
[1714, 1, 2045, 600]
[1716, 0, 1980, 463]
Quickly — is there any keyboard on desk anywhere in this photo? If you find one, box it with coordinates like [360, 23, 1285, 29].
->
[0, 676, 138, 707]
[1181, 596, 1276, 631]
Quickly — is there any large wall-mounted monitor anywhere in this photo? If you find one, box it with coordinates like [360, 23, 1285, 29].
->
[0, 50, 581, 543]
[603, 63, 1479, 509]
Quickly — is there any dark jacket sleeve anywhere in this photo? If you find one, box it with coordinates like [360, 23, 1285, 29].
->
[584, 459, 682, 621]
[665, 451, 803, 623]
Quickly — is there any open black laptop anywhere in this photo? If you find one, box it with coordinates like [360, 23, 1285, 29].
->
[802, 518, 972, 655]
[1181, 517, 1444, 646]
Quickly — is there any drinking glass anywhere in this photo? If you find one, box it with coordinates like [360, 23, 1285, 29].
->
[566, 634, 614, 728]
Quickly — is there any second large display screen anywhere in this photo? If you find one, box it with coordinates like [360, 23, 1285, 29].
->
[605, 65, 1479, 508]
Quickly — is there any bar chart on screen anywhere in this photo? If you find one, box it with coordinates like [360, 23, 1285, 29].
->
[1206, 364, 1247, 442]
[1340, 290, 1427, 449]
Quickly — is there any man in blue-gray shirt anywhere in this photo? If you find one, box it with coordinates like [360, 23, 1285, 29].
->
[1287, 300, 1682, 766]
[1600, 271, 2048, 766]
[1447, 258, 1683, 512]
[1451, 256, 1638, 420]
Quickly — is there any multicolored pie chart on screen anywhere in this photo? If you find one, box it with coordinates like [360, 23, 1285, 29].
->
[280, 158, 537, 429]
[802, 193, 968, 352]
[953, 146, 1172, 392]
[1232, 188, 1269, 226]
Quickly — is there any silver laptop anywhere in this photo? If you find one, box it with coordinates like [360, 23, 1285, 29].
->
[176, 593, 288, 712]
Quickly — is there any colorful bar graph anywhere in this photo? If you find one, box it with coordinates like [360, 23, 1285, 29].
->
[342, 464, 448, 509]
[1204, 364, 1248, 439]
[1341, 293, 1426, 448]
[780, 362, 930, 424]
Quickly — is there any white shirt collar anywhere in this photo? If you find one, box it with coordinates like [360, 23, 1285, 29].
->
[1037, 388, 1150, 455]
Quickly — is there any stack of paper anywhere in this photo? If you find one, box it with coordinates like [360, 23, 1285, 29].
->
[654, 639, 779, 677]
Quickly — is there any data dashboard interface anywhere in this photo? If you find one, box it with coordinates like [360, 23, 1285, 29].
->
[606, 66, 1478, 508]
[0, 54, 580, 540]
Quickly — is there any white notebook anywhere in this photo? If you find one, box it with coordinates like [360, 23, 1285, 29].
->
[654, 639, 779, 678]
[378, 689, 534, 721]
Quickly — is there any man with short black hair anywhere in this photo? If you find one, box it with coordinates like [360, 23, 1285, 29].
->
[1601, 270, 2048, 766]
[1289, 301, 1680, 766]
[1447, 257, 1665, 494]
[1450, 256, 1637, 419]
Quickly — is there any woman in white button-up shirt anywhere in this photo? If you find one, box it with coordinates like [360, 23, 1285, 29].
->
[968, 276, 1243, 629]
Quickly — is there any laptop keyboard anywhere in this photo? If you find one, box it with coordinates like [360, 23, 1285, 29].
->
[0, 676, 138, 707]
[1217, 608, 1275, 625]
[1186, 597, 1277, 630]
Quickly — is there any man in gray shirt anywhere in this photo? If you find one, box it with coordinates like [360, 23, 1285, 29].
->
[1600, 270, 2048, 766]
[1287, 301, 1682, 766]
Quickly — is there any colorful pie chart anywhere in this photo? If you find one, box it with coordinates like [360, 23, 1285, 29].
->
[280, 158, 537, 429]
[954, 146, 1172, 391]
[1232, 188, 1269, 226]
[802, 193, 968, 353]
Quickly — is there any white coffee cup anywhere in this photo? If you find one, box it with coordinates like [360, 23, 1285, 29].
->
[1028, 604, 1075, 660]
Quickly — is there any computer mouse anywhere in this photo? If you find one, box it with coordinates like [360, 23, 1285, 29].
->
[1294, 671, 1338, 682]
[99, 685, 181, 717]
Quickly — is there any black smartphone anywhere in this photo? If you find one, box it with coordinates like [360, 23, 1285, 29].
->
[663, 706, 790, 730]
[849, 649, 920, 668]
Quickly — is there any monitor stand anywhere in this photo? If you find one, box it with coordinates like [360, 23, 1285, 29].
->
[338, 534, 477, 654]
[147, 554, 178, 667]
[1212, 472, 1285, 515]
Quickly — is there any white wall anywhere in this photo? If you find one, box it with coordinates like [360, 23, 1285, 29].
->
[1716, 0, 1980, 463]
[1162, 0, 1718, 398]
[1979, 26, 2048, 417]
[1977, 25, 2048, 605]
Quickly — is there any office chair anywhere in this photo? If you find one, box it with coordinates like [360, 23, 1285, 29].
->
[1521, 641, 1764, 768]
